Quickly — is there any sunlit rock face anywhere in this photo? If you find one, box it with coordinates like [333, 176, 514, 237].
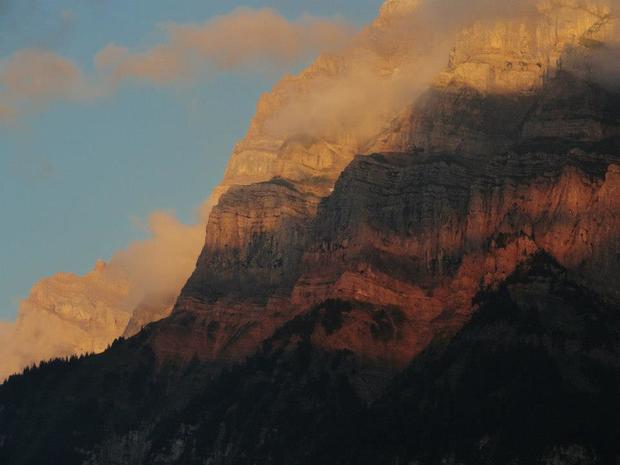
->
[291, 151, 620, 364]
[150, 179, 322, 362]
[21, 262, 131, 343]
[206, 0, 619, 210]
[369, 0, 618, 154]
[204, 0, 429, 209]
[436, 1, 615, 94]
[0, 261, 131, 380]
[150, 0, 620, 368]
[1, 209, 203, 379]
[122, 294, 176, 338]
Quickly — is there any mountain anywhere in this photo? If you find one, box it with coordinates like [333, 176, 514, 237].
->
[0, 213, 205, 381]
[0, 261, 132, 381]
[146, 0, 620, 368]
[0, 0, 435, 380]
[4, 0, 614, 380]
[1, 1, 620, 464]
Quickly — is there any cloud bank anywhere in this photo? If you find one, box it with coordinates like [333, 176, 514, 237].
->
[105, 209, 207, 305]
[95, 8, 357, 85]
[0, 49, 93, 118]
[0, 8, 356, 120]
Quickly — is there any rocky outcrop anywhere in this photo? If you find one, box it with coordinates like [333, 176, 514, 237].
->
[204, 0, 436, 209]
[152, 1, 620, 368]
[2, 2, 620, 463]
[122, 294, 175, 339]
[149, 179, 321, 363]
[369, 0, 617, 154]
[183, 179, 321, 305]
[291, 150, 620, 364]
[0, 261, 131, 381]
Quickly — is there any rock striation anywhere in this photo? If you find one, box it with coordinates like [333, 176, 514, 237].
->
[292, 150, 620, 364]
[2, 1, 620, 463]
[154, 0, 620, 367]
[6, 0, 616, 380]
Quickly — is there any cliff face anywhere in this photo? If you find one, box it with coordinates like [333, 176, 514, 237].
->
[6, 0, 615, 380]
[369, 0, 617, 155]
[157, 5, 620, 365]
[149, 180, 321, 363]
[0, 262, 131, 381]
[291, 150, 620, 364]
[205, 0, 436, 207]
[2, 2, 620, 464]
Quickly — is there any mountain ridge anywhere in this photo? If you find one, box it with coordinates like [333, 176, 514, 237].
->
[1, 1, 620, 463]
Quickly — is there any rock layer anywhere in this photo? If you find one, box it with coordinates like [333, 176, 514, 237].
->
[2, 2, 620, 463]
[152, 1, 620, 367]
[292, 150, 620, 363]
[158, 77, 620, 367]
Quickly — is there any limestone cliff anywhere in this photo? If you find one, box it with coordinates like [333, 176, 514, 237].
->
[4, 0, 618, 381]
[291, 150, 620, 364]
[2, 2, 620, 463]
[154, 0, 619, 367]
[369, 0, 617, 153]
[0, 261, 131, 381]
[205, 0, 432, 208]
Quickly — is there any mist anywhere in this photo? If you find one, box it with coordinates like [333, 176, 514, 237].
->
[261, 0, 619, 146]
[0, 8, 357, 120]
[104, 210, 207, 306]
[95, 8, 357, 85]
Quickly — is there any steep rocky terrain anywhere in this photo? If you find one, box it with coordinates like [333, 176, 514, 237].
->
[0, 0, 436, 379]
[122, 294, 176, 339]
[5, 0, 615, 379]
[0, 261, 132, 381]
[150, 0, 620, 367]
[0, 210, 204, 381]
[1, 254, 619, 465]
[1, 1, 620, 464]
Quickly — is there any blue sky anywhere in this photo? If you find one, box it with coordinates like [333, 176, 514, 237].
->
[0, 0, 383, 320]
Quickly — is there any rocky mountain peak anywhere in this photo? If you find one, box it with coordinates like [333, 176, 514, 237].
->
[378, 0, 421, 21]
[434, 0, 616, 94]
[93, 259, 107, 273]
